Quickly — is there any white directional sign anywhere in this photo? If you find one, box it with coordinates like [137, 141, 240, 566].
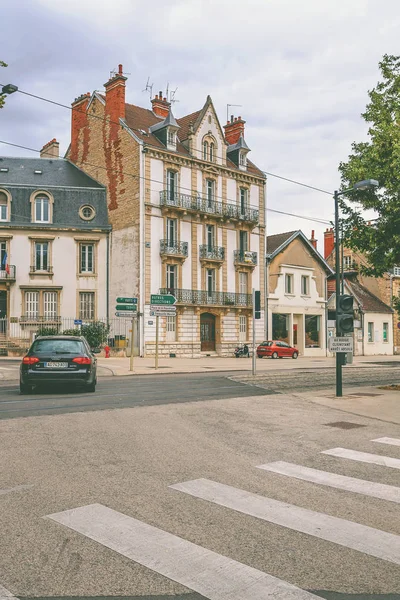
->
[150, 305, 177, 312]
[328, 337, 354, 353]
[150, 306, 177, 317]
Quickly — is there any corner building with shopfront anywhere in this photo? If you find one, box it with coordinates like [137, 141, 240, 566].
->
[68, 66, 266, 356]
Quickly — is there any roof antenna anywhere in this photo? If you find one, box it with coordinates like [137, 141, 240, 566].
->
[170, 87, 179, 104]
[227, 103, 242, 122]
[110, 66, 131, 78]
[142, 76, 153, 99]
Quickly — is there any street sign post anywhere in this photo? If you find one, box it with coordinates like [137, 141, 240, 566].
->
[116, 297, 138, 304]
[116, 304, 137, 311]
[328, 337, 354, 353]
[115, 311, 136, 317]
[150, 294, 176, 305]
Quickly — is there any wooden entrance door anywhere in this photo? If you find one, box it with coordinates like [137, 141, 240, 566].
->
[200, 313, 216, 352]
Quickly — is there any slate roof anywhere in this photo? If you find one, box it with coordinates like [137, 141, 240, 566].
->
[110, 97, 265, 177]
[0, 157, 104, 188]
[266, 231, 298, 254]
[345, 279, 393, 314]
[0, 157, 110, 230]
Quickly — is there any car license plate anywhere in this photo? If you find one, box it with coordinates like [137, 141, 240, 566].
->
[44, 362, 68, 368]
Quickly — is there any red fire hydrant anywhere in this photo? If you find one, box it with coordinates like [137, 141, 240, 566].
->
[104, 345, 110, 359]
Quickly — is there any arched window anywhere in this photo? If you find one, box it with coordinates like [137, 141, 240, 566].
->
[30, 191, 53, 224]
[0, 190, 10, 221]
[203, 141, 209, 161]
[209, 142, 215, 162]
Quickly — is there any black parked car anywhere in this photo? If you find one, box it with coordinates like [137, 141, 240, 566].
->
[20, 335, 98, 394]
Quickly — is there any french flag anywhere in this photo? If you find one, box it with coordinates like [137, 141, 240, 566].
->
[2, 252, 9, 274]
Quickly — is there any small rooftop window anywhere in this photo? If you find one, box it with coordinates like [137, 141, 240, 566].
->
[34, 170, 42, 174]
[0, 168, 8, 172]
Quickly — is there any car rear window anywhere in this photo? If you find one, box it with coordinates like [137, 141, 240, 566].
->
[261, 341, 273, 346]
[31, 339, 85, 354]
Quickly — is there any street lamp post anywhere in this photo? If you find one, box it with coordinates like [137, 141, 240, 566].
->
[333, 179, 379, 397]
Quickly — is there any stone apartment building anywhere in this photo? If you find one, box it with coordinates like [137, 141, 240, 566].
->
[0, 150, 110, 348]
[324, 228, 398, 354]
[67, 66, 266, 356]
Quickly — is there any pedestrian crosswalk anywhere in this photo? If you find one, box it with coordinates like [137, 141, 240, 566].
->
[11, 434, 400, 599]
[372, 436, 400, 447]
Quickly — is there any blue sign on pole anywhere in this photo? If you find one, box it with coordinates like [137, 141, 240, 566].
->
[74, 319, 82, 325]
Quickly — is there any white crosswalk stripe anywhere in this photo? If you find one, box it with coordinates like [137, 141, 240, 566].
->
[0, 484, 34, 497]
[321, 447, 400, 469]
[256, 461, 400, 503]
[46, 503, 321, 600]
[372, 437, 400, 447]
[0, 584, 20, 600]
[170, 478, 400, 565]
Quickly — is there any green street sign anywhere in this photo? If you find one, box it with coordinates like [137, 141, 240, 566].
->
[116, 297, 138, 304]
[150, 293, 176, 305]
[115, 304, 137, 311]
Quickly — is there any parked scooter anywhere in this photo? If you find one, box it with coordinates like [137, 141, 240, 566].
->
[234, 343, 249, 358]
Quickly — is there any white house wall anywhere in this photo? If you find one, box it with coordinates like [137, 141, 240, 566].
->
[150, 158, 164, 205]
[363, 312, 393, 356]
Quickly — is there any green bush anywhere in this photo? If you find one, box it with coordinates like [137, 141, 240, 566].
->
[62, 328, 80, 336]
[37, 326, 60, 336]
[81, 321, 110, 349]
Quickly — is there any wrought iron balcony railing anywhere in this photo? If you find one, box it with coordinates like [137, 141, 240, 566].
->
[160, 191, 259, 224]
[0, 265, 16, 280]
[20, 315, 61, 323]
[233, 250, 258, 265]
[160, 239, 188, 257]
[160, 288, 252, 307]
[199, 245, 225, 261]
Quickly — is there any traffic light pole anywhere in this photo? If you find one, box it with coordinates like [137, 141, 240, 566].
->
[334, 190, 343, 397]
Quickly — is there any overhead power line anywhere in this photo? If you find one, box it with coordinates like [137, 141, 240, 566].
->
[0, 139, 332, 225]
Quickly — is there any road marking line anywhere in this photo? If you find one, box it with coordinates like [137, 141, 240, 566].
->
[170, 478, 400, 565]
[256, 461, 400, 504]
[0, 484, 34, 496]
[372, 437, 400, 447]
[46, 503, 320, 600]
[0, 584, 20, 600]
[321, 447, 400, 470]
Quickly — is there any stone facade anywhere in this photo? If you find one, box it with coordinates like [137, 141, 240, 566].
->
[68, 67, 266, 357]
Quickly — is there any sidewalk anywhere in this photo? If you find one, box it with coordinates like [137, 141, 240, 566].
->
[294, 385, 400, 424]
[96, 353, 400, 377]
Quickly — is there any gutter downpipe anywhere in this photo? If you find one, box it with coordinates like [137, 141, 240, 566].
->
[264, 179, 268, 339]
[139, 143, 145, 357]
[106, 228, 110, 321]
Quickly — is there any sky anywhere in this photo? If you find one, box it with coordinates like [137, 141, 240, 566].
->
[1, 0, 399, 254]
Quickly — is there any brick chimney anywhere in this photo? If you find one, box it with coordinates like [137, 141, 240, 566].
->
[224, 115, 245, 145]
[324, 227, 334, 259]
[151, 91, 170, 118]
[40, 138, 59, 159]
[104, 64, 127, 125]
[309, 229, 317, 249]
[70, 92, 91, 163]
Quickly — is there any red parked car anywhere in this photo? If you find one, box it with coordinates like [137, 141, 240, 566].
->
[257, 340, 299, 359]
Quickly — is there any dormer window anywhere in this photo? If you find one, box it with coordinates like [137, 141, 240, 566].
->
[30, 191, 53, 224]
[239, 151, 247, 167]
[168, 131, 175, 145]
[0, 190, 10, 221]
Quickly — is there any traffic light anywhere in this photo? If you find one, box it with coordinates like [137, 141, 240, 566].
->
[337, 294, 354, 334]
[254, 290, 261, 319]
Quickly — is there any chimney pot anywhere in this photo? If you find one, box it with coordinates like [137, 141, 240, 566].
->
[163, 97, 167, 102]
[159, 90, 162, 97]
[118, 64, 123, 75]
[230, 115, 234, 122]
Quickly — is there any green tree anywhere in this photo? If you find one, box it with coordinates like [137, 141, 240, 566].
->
[338, 54, 400, 276]
[0, 61, 7, 108]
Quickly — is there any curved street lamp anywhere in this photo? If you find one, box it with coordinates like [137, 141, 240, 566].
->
[333, 179, 379, 396]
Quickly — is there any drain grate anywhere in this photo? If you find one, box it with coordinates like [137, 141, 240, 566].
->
[325, 421, 366, 429]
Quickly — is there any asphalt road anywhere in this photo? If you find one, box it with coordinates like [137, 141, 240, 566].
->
[0, 363, 399, 420]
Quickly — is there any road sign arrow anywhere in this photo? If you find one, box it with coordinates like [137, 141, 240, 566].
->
[116, 297, 138, 304]
[150, 294, 176, 305]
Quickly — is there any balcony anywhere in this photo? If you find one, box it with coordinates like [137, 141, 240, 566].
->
[160, 239, 188, 263]
[20, 315, 61, 324]
[199, 245, 225, 264]
[0, 265, 16, 282]
[234, 250, 258, 269]
[160, 191, 259, 225]
[160, 288, 252, 308]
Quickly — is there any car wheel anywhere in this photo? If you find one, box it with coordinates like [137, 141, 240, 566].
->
[20, 381, 32, 394]
[292, 351, 298, 359]
[257, 354, 262, 359]
[271, 351, 278, 359]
